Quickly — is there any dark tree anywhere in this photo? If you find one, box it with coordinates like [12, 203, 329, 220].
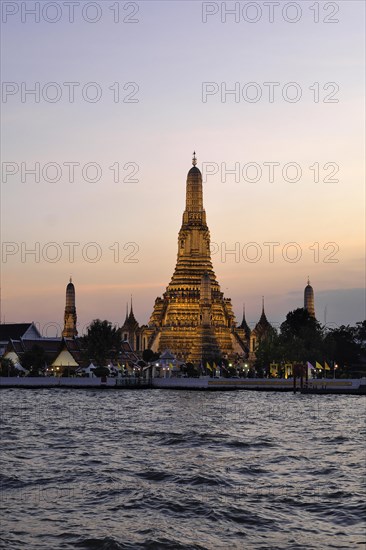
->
[93, 366, 111, 378]
[22, 344, 47, 376]
[0, 357, 17, 377]
[185, 362, 199, 377]
[355, 320, 366, 347]
[279, 308, 324, 364]
[254, 329, 280, 370]
[323, 325, 362, 368]
[142, 349, 160, 363]
[81, 319, 121, 366]
[280, 308, 322, 339]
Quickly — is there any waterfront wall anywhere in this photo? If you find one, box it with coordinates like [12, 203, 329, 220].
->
[152, 377, 365, 392]
[0, 377, 364, 393]
[0, 376, 116, 388]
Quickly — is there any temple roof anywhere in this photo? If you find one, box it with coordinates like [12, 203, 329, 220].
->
[0, 323, 41, 342]
[5, 337, 85, 367]
[121, 299, 139, 330]
[239, 306, 251, 339]
[252, 298, 272, 337]
[120, 340, 140, 363]
[160, 349, 175, 360]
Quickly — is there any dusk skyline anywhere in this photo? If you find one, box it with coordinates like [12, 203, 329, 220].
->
[1, 1, 365, 333]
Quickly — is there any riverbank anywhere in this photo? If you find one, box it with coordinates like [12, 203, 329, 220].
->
[1, 376, 365, 394]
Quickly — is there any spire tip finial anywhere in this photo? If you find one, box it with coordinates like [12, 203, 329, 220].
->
[192, 151, 197, 166]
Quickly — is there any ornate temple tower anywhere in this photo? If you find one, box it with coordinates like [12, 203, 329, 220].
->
[249, 298, 273, 362]
[143, 153, 245, 363]
[121, 298, 141, 350]
[239, 304, 251, 343]
[62, 278, 78, 338]
[304, 278, 315, 318]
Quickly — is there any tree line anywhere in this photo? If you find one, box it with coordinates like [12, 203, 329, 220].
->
[255, 309, 366, 377]
[1, 313, 365, 377]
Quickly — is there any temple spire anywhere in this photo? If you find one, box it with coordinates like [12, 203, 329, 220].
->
[304, 278, 315, 318]
[184, 152, 204, 218]
[258, 296, 268, 325]
[62, 278, 78, 338]
[240, 303, 251, 338]
[125, 295, 137, 324]
[241, 303, 247, 323]
[144, 155, 247, 364]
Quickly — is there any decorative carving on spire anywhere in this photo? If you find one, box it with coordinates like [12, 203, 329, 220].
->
[192, 151, 197, 166]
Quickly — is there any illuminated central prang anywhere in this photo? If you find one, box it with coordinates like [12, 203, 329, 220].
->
[143, 154, 247, 363]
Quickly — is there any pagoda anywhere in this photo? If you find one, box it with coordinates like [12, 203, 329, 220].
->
[62, 277, 78, 338]
[304, 277, 316, 318]
[143, 153, 246, 364]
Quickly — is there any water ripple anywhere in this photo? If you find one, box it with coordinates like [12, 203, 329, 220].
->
[1, 389, 365, 550]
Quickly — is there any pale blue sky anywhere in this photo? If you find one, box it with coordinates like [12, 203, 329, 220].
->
[1, 1, 365, 334]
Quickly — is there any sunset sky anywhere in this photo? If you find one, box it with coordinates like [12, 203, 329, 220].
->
[1, 0, 365, 335]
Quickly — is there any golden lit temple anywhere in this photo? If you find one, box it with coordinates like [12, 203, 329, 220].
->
[142, 153, 247, 363]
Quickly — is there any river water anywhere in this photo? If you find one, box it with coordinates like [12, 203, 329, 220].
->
[1, 389, 365, 549]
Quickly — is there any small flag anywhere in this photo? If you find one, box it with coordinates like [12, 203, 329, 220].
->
[316, 361, 323, 370]
[206, 362, 212, 371]
[307, 362, 315, 377]
[325, 361, 331, 371]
